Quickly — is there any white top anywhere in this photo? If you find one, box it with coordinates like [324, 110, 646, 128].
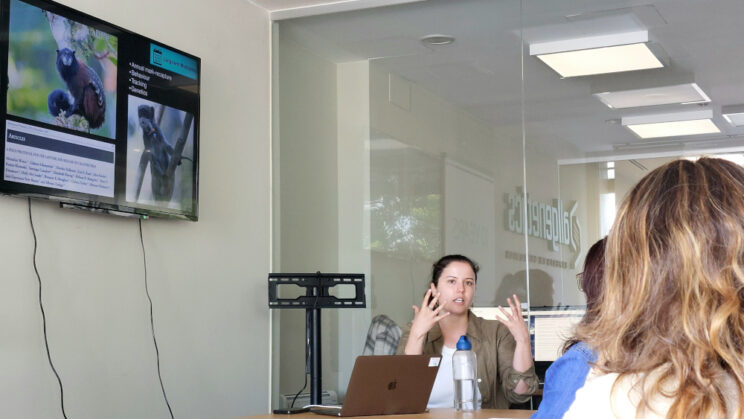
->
[564, 367, 738, 419]
[427, 346, 481, 408]
[427, 346, 455, 408]
[564, 369, 666, 419]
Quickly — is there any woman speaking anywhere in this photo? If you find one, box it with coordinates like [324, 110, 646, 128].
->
[396, 254, 538, 409]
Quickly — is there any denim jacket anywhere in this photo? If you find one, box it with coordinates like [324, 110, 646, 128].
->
[397, 311, 538, 408]
[531, 341, 597, 419]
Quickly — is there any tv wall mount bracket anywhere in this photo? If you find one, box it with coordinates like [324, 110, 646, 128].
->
[268, 272, 366, 410]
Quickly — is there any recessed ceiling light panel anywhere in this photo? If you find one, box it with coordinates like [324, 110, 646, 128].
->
[529, 30, 648, 55]
[722, 105, 744, 127]
[621, 110, 719, 139]
[625, 120, 720, 139]
[594, 83, 711, 109]
[529, 30, 663, 77]
[536, 43, 663, 78]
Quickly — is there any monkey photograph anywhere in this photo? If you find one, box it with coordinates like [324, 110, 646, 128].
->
[126, 96, 195, 212]
[6, 0, 117, 139]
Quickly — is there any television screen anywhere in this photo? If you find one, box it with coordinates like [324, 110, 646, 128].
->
[0, 0, 200, 220]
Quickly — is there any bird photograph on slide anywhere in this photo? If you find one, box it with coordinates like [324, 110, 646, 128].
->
[6, 0, 117, 139]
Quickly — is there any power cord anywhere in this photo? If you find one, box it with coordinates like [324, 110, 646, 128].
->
[139, 218, 175, 419]
[289, 372, 309, 408]
[28, 198, 68, 419]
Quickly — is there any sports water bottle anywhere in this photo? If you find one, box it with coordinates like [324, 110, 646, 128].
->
[452, 335, 478, 411]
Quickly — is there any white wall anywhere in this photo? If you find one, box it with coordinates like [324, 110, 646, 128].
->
[275, 31, 340, 401]
[369, 62, 503, 318]
[0, 0, 271, 418]
[370, 64, 496, 176]
[335, 61, 372, 397]
[368, 61, 591, 311]
[273, 33, 373, 404]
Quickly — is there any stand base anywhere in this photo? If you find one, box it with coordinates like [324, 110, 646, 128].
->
[273, 408, 310, 415]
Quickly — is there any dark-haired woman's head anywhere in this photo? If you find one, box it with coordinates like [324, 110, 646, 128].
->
[563, 237, 606, 353]
[430, 254, 479, 315]
[580, 237, 606, 315]
[431, 254, 479, 286]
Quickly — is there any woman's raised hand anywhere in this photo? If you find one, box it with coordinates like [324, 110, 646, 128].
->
[497, 294, 530, 345]
[404, 285, 450, 355]
[409, 285, 450, 340]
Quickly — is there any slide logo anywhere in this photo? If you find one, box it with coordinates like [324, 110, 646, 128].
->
[151, 48, 163, 65]
[150, 43, 198, 80]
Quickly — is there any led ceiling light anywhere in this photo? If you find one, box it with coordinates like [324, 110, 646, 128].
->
[722, 105, 744, 127]
[594, 83, 710, 109]
[530, 30, 664, 77]
[622, 110, 719, 139]
[591, 71, 708, 108]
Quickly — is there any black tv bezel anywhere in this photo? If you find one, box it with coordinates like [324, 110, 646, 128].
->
[0, 0, 201, 221]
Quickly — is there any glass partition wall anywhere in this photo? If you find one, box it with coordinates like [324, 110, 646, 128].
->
[271, 0, 744, 409]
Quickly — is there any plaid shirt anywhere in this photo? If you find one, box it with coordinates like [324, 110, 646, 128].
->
[362, 314, 402, 355]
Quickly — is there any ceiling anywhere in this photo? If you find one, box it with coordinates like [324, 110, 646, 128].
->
[248, 0, 424, 20]
[275, 0, 744, 161]
[249, 0, 342, 10]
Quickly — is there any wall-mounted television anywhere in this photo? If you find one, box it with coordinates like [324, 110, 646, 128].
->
[0, 0, 200, 220]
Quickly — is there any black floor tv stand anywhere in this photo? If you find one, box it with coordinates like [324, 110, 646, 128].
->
[268, 272, 366, 411]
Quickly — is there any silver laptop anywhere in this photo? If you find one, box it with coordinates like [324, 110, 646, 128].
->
[310, 355, 441, 417]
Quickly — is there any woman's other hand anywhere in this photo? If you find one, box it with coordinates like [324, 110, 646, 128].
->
[498, 294, 534, 392]
[497, 294, 530, 345]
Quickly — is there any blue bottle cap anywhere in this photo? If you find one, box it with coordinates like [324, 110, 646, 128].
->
[456, 335, 472, 350]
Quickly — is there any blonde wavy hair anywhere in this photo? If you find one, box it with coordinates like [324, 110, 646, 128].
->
[575, 157, 744, 418]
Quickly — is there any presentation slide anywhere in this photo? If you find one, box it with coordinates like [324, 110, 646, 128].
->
[0, 0, 199, 219]
[3, 120, 115, 196]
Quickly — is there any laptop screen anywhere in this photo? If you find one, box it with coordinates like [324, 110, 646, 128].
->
[335, 355, 441, 417]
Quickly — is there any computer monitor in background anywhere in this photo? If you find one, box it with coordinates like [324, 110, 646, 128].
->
[530, 307, 585, 362]
[471, 306, 585, 362]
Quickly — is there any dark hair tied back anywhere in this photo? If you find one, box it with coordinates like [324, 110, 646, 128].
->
[431, 254, 479, 286]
